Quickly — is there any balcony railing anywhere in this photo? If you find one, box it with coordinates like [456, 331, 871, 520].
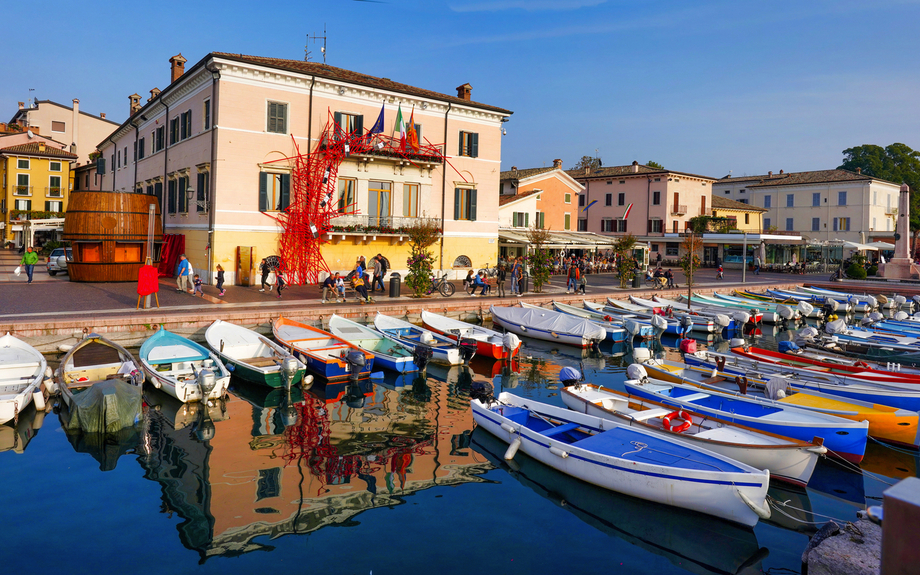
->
[885, 208, 898, 215]
[670, 204, 687, 215]
[13, 186, 31, 196]
[46, 187, 63, 197]
[328, 214, 442, 235]
[10, 209, 65, 220]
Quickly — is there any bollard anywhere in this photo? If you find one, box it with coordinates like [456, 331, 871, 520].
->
[882, 476, 920, 575]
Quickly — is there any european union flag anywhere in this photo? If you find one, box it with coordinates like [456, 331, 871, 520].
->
[368, 103, 385, 135]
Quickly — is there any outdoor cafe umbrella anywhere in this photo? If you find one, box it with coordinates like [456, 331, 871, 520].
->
[867, 241, 895, 250]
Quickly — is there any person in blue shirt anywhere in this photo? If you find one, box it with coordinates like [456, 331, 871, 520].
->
[175, 254, 192, 293]
[472, 272, 491, 296]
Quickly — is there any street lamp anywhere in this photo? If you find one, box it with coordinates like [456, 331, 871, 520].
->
[186, 186, 195, 213]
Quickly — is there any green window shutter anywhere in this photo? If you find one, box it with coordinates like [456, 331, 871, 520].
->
[167, 180, 177, 213]
[280, 174, 291, 210]
[259, 172, 269, 211]
[96, 158, 105, 175]
[26, 200, 32, 211]
[278, 104, 287, 133]
[524, 213, 529, 227]
[469, 189, 478, 221]
[454, 188, 461, 220]
[178, 176, 188, 212]
[458, 131, 465, 156]
[334, 112, 342, 136]
[354, 115, 363, 135]
[154, 182, 163, 210]
[45, 201, 51, 211]
[470, 133, 479, 158]
[197, 172, 206, 212]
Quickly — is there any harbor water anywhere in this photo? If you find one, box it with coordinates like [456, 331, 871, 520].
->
[2, 320, 914, 575]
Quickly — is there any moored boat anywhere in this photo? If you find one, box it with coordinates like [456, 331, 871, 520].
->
[491, 305, 606, 347]
[546, 301, 631, 341]
[205, 320, 307, 389]
[473, 391, 772, 526]
[373, 313, 467, 365]
[0, 333, 48, 426]
[139, 327, 231, 403]
[421, 309, 521, 359]
[328, 314, 420, 373]
[272, 316, 374, 380]
[561, 383, 826, 486]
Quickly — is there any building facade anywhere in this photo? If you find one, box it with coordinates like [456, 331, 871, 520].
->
[98, 53, 511, 284]
[9, 99, 118, 166]
[498, 160, 584, 231]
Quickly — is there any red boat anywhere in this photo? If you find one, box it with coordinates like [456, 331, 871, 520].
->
[421, 310, 520, 360]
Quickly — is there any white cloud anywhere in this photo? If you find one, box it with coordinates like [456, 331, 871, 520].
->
[450, 0, 606, 13]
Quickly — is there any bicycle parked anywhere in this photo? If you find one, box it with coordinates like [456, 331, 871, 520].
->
[427, 273, 456, 297]
[477, 264, 499, 278]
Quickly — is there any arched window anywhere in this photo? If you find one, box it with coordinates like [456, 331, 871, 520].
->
[453, 255, 472, 268]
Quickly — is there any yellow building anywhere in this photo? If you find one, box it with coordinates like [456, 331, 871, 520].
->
[0, 141, 77, 246]
[711, 195, 768, 232]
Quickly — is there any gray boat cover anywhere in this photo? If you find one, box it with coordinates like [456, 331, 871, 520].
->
[825, 319, 847, 334]
[63, 379, 143, 434]
[492, 307, 606, 341]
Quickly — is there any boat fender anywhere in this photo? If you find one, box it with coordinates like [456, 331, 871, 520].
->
[662, 410, 692, 433]
[738, 491, 772, 520]
[550, 332, 559, 338]
[500, 423, 517, 434]
[504, 437, 522, 460]
[604, 315, 613, 322]
[549, 446, 569, 459]
[226, 363, 235, 372]
[153, 379, 162, 389]
[32, 389, 45, 411]
[520, 325, 527, 332]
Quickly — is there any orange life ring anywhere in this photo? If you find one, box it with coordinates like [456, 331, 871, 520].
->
[662, 410, 692, 433]
[604, 315, 613, 322]
[854, 361, 869, 368]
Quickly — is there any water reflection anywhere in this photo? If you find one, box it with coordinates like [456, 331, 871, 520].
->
[0, 402, 45, 454]
[472, 429, 769, 575]
[58, 399, 141, 471]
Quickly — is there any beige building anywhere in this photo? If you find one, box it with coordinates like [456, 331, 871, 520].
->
[9, 99, 118, 166]
[710, 195, 767, 232]
[98, 53, 511, 283]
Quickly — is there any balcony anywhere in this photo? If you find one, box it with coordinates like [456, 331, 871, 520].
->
[885, 207, 898, 215]
[327, 215, 442, 244]
[13, 186, 32, 196]
[319, 133, 445, 166]
[10, 209, 65, 221]
[670, 204, 688, 215]
[46, 187, 63, 198]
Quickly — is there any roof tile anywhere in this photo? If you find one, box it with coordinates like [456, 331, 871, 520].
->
[0, 142, 77, 159]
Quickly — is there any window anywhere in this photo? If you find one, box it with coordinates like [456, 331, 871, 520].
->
[786, 194, 794, 207]
[15, 174, 29, 195]
[812, 192, 820, 207]
[654, 177, 661, 182]
[535, 211, 545, 228]
[368, 180, 392, 219]
[564, 213, 571, 230]
[724, 189, 731, 194]
[577, 219, 587, 231]
[872, 217, 877, 230]
[618, 192, 625, 206]
[334, 112, 363, 137]
[403, 183, 419, 217]
[49, 161, 61, 172]
[17, 159, 29, 169]
[605, 193, 612, 206]
[785, 217, 794, 231]
[110, 154, 114, 172]
[737, 198, 748, 204]
[48, 176, 62, 197]
[15, 199, 31, 211]
[873, 191, 877, 205]
[196, 170, 210, 213]
[153, 181, 163, 210]
[257, 468, 281, 500]
[619, 180, 625, 184]
[512, 212, 529, 227]
[666, 243, 679, 256]
[563, 192, 571, 204]
[169, 116, 179, 145]
[833, 217, 851, 231]
[203, 99, 211, 130]
[96, 157, 105, 175]
[700, 195, 707, 215]
[259, 172, 291, 212]
[337, 178, 355, 213]
[614, 219, 627, 232]
[812, 217, 820, 231]
[601, 219, 613, 232]
[84, 174, 89, 188]
[133, 142, 137, 162]
[458, 131, 478, 157]
[181, 110, 191, 140]
[744, 213, 750, 224]
[838, 191, 847, 206]
[138, 137, 145, 160]
[763, 195, 772, 208]
[267, 101, 287, 134]
[764, 217, 771, 228]
[117, 150, 121, 168]
[76, 242, 102, 263]
[652, 191, 661, 205]
[51, 121, 65, 132]
[648, 219, 662, 233]
[154, 126, 165, 152]
[606, 180, 612, 185]
[454, 188, 477, 220]
[740, 188, 746, 194]
[114, 242, 142, 262]
[578, 195, 585, 207]
[45, 200, 62, 212]
[651, 244, 659, 252]
[177, 175, 189, 212]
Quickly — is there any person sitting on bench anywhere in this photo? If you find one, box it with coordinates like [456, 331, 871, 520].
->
[472, 272, 491, 296]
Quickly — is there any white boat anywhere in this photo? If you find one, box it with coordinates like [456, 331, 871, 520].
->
[473, 392, 772, 526]
[561, 383, 826, 486]
[799, 286, 878, 312]
[373, 313, 466, 365]
[328, 314, 419, 373]
[139, 327, 231, 403]
[55, 333, 144, 433]
[491, 306, 605, 347]
[204, 320, 307, 389]
[0, 333, 48, 425]
[524, 301, 631, 341]
[420, 309, 521, 360]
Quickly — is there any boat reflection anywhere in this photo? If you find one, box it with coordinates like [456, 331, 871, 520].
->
[471, 429, 768, 575]
[0, 402, 46, 455]
[57, 398, 141, 471]
[136, 375, 492, 561]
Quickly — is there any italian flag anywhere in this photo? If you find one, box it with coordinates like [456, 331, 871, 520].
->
[394, 104, 406, 149]
[623, 203, 633, 219]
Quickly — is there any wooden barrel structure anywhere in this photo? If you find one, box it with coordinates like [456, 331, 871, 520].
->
[63, 191, 163, 282]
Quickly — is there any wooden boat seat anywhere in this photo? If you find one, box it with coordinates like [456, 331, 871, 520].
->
[700, 376, 727, 384]
[64, 363, 122, 385]
[630, 408, 672, 422]
[542, 422, 580, 437]
[240, 356, 279, 368]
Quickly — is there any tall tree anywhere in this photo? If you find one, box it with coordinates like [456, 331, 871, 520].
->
[573, 155, 602, 172]
[646, 160, 664, 170]
[839, 143, 920, 252]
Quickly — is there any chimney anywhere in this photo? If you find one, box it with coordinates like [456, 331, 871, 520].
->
[553, 158, 563, 169]
[72, 99, 80, 161]
[148, 87, 161, 102]
[779, 169, 784, 174]
[100, 112, 106, 119]
[511, 166, 517, 172]
[856, 167, 862, 174]
[129, 93, 142, 114]
[768, 171, 772, 176]
[456, 83, 472, 101]
[169, 53, 187, 83]
[631, 160, 639, 173]
[18, 102, 24, 110]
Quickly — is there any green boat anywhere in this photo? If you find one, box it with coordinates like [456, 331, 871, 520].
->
[205, 320, 308, 389]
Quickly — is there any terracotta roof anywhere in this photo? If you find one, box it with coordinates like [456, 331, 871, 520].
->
[500, 166, 556, 181]
[499, 189, 541, 206]
[711, 195, 768, 212]
[0, 142, 77, 159]
[212, 52, 513, 115]
[566, 163, 716, 182]
[717, 169, 892, 188]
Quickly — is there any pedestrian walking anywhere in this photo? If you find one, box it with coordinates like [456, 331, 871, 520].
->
[717, 264, 724, 280]
[259, 258, 270, 292]
[216, 265, 225, 296]
[656, 251, 662, 268]
[753, 255, 761, 275]
[577, 272, 587, 295]
[20, 246, 38, 284]
[275, 269, 286, 299]
[496, 264, 506, 298]
[192, 274, 203, 296]
[371, 255, 385, 292]
[175, 254, 192, 292]
[567, 264, 578, 293]
[511, 257, 522, 297]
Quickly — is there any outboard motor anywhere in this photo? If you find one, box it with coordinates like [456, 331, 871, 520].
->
[196, 361, 217, 399]
[194, 408, 216, 442]
[867, 311, 885, 323]
[469, 380, 495, 403]
[626, 363, 649, 383]
[894, 295, 907, 307]
[458, 338, 478, 364]
[797, 301, 815, 318]
[895, 311, 909, 321]
[280, 356, 300, 392]
[798, 326, 820, 340]
[344, 381, 367, 409]
[650, 314, 669, 332]
[280, 399, 299, 428]
[344, 350, 367, 382]
[713, 314, 731, 329]
[502, 332, 521, 356]
[559, 366, 582, 387]
[413, 345, 434, 372]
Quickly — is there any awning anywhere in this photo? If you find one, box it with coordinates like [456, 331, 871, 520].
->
[867, 241, 895, 249]
[842, 240, 878, 251]
[498, 229, 632, 250]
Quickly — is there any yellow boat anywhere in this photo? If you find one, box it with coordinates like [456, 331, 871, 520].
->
[642, 359, 920, 449]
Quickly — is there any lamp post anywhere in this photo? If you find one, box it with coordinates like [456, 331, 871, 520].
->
[186, 186, 195, 213]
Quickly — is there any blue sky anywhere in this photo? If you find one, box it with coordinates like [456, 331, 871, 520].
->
[4, 0, 918, 178]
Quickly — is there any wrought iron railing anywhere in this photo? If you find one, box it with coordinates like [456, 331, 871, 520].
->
[14, 185, 31, 196]
[45, 187, 63, 197]
[670, 204, 687, 215]
[328, 215, 442, 235]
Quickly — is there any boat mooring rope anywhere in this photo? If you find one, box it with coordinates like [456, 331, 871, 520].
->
[766, 495, 849, 525]
[823, 447, 896, 487]
[867, 434, 920, 456]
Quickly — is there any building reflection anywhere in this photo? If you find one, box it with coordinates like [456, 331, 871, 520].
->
[136, 372, 495, 561]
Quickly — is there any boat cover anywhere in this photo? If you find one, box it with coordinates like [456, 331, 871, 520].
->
[62, 379, 142, 434]
[492, 307, 606, 340]
[825, 319, 847, 334]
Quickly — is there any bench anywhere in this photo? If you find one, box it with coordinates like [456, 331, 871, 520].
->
[542, 422, 581, 438]
[629, 408, 673, 422]
[239, 356, 280, 368]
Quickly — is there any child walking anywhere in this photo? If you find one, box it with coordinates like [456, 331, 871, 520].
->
[216, 265, 225, 296]
[192, 274, 203, 296]
[276, 270, 286, 299]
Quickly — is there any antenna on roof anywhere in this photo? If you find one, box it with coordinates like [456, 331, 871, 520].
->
[305, 24, 327, 64]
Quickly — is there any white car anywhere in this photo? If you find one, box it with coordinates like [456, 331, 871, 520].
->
[46, 247, 72, 276]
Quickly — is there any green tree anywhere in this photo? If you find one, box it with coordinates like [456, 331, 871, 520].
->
[573, 155, 602, 172]
[612, 234, 638, 288]
[839, 143, 920, 251]
[679, 233, 703, 288]
[525, 225, 553, 292]
[646, 160, 664, 170]
[404, 217, 442, 297]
